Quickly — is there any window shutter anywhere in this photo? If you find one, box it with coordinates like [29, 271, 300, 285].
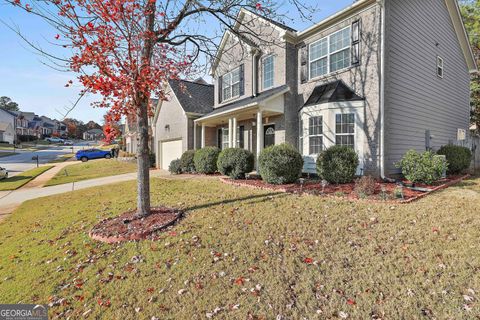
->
[300, 44, 308, 83]
[351, 20, 361, 65]
[218, 75, 223, 103]
[239, 64, 245, 96]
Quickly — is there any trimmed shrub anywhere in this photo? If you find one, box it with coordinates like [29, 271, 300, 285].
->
[354, 175, 376, 197]
[168, 159, 182, 174]
[316, 145, 359, 184]
[217, 148, 254, 179]
[395, 149, 445, 185]
[437, 144, 472, 174]
[180, 150, 196, 173]
[258, 143, 303, 184]
[194, 146, 220, 174]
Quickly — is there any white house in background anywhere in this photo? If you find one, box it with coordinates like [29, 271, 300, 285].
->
[83, 128, 105, 141]
[0, 109, 16, 144]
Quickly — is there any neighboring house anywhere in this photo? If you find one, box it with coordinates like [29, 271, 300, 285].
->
[124, 99, 158, 155]
[0, 122, 15, 144]
[83, 128, 105, 141]
[189, 0, 476, 177]
[152, 79, 214, 169]
[0, 109, 16, 143]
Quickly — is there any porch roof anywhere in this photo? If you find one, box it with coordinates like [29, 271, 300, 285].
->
[196, 85, 290, 123]
[300, 80, 364, 111]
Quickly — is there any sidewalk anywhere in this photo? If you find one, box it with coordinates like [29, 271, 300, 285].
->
[0, 169, 208, 221]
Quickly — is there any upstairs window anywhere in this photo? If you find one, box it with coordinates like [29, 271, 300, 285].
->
[222, 67, 241, 101]
[309, 38, 328, 78]
[437, 56, 444, 78]
[329, 27, 351, 72]
[262, 55, 275, 89]
[308, 116, 323, 155]
[335, 113, 355, 149]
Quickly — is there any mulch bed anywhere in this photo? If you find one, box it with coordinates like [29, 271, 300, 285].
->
[220, 174, 469, 204]
[89, 207, 183, 243]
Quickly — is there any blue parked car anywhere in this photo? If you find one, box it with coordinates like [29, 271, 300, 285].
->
[76, 148, 112, 162]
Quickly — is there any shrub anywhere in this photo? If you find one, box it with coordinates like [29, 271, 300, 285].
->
[258, 143, 303, 184]
[168, 159, 182, 174]
[395, 149, 445, 185]
[437, 144, 472, 174]
[354, 176, 376, 197]
[149, 152, 156, 168]
[316, 145, 359, 184]
[217, 148, 254, 179]
[194, 146, 220, 174]
[180, 150, 196, 173]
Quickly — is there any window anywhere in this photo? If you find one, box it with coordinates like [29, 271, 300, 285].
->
[308, 116, 323, 154]
[335, 113, 355, 148]
[222, 67, 241, 101]
[351, 20, 360, 65]
[262, 55, 274, 89]
[437, 56, 444, 78]
[309, 26, 352, 79]
[221, 127, 229, 150]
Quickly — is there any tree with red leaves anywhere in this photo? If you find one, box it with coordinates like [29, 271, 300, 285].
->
[6, 0, 311, 217]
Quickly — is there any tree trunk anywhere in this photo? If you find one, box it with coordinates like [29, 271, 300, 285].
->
[135, 99, 151, 218]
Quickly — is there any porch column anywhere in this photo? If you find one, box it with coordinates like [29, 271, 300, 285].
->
[256, 110, 263, 161]
[232, 117, 237, 148]
[201, 124, 206, 148]
[228, 118, 233, 148]
[193, 122, 197, 150]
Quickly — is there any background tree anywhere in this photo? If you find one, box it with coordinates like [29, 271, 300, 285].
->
[460, 0, 480, 133]
[0, 96, 19, 111]
[6, 0, 311, 218]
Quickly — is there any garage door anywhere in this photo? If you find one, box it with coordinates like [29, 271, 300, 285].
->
[161, 139, 183, 170]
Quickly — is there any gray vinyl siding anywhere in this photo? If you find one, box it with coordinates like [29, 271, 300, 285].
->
[384, 0, 471, 173]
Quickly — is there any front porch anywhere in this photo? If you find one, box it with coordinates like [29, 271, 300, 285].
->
[193, 86, 289, 162]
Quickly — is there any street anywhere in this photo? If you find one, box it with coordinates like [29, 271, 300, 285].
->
[0, 142, 94, 177]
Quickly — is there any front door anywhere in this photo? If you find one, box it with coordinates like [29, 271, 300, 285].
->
[264, 125, 275, 148]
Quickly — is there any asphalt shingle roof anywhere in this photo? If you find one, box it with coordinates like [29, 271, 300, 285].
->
[199, 85, 290, 118]
[169, 79, 214, 115]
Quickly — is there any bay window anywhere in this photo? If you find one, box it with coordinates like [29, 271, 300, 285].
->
[335, 113, 355, 148]
[308, 116, 323, 154]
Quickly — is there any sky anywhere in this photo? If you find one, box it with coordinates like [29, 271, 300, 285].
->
[0, 1, 355, 123]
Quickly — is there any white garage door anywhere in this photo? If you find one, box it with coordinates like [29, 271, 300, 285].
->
[161, 139, 183, 170]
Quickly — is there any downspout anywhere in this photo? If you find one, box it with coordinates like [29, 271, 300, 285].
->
[378, 0, 388, 180]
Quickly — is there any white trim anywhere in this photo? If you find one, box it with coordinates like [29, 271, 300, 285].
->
[437, 56, 444, 79]
[308, 26, 352, 81]
[222, 66, 241, 102]
[261, 54, 275, 90]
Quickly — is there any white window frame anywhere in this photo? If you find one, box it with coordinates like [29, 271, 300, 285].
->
[262, 54, 275, 90]
[222, 67, 241, 101]
[437, 56, 444, 78]
[308, 116, 323, 155]
[308, 26, 352, 80]
[299, 119, 303, 155]
[335, 113, 355, 149]
[221, 127, 229, 150]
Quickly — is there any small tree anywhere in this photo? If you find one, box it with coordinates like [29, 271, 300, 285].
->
[0, 96, 19, 111]
[7, 0, 312, 217]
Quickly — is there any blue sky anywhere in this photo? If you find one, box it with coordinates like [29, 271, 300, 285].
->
[0, 1, 355, 123]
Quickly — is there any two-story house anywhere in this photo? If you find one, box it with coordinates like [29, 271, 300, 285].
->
[171, 0, 476, 177]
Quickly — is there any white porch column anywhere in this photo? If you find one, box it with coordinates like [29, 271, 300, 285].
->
[256, 110, 263, 161]
[201, 124, 206, 148]
[193, 122, 197, 150]
[228, 118, 233, 148]
[232, 117, 237, 148]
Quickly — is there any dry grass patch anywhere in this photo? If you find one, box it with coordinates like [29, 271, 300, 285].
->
[0, 166, 53, 191]
[0, 177, 479, 319]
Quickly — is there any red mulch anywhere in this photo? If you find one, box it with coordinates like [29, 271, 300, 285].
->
[220, 175, 469, 204]
[90, 207, 183, 243]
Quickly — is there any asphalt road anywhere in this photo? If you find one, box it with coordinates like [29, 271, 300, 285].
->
[0, 142, 96, 177]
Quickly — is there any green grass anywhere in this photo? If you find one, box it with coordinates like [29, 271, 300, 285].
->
[48, 154, 74, 164]
[45, 159, 137, 186]
[0, 166, 53, 191]
[0, 151, 16, 158]
[0, 177, 479, 318]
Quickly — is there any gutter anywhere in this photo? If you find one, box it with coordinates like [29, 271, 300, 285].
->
[378, 0, 388, 180]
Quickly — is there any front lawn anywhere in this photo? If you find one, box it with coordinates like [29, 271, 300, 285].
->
[0, 166, 53, 191]
[44, 159, 137, 186]
[0, 177, 479, 318]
